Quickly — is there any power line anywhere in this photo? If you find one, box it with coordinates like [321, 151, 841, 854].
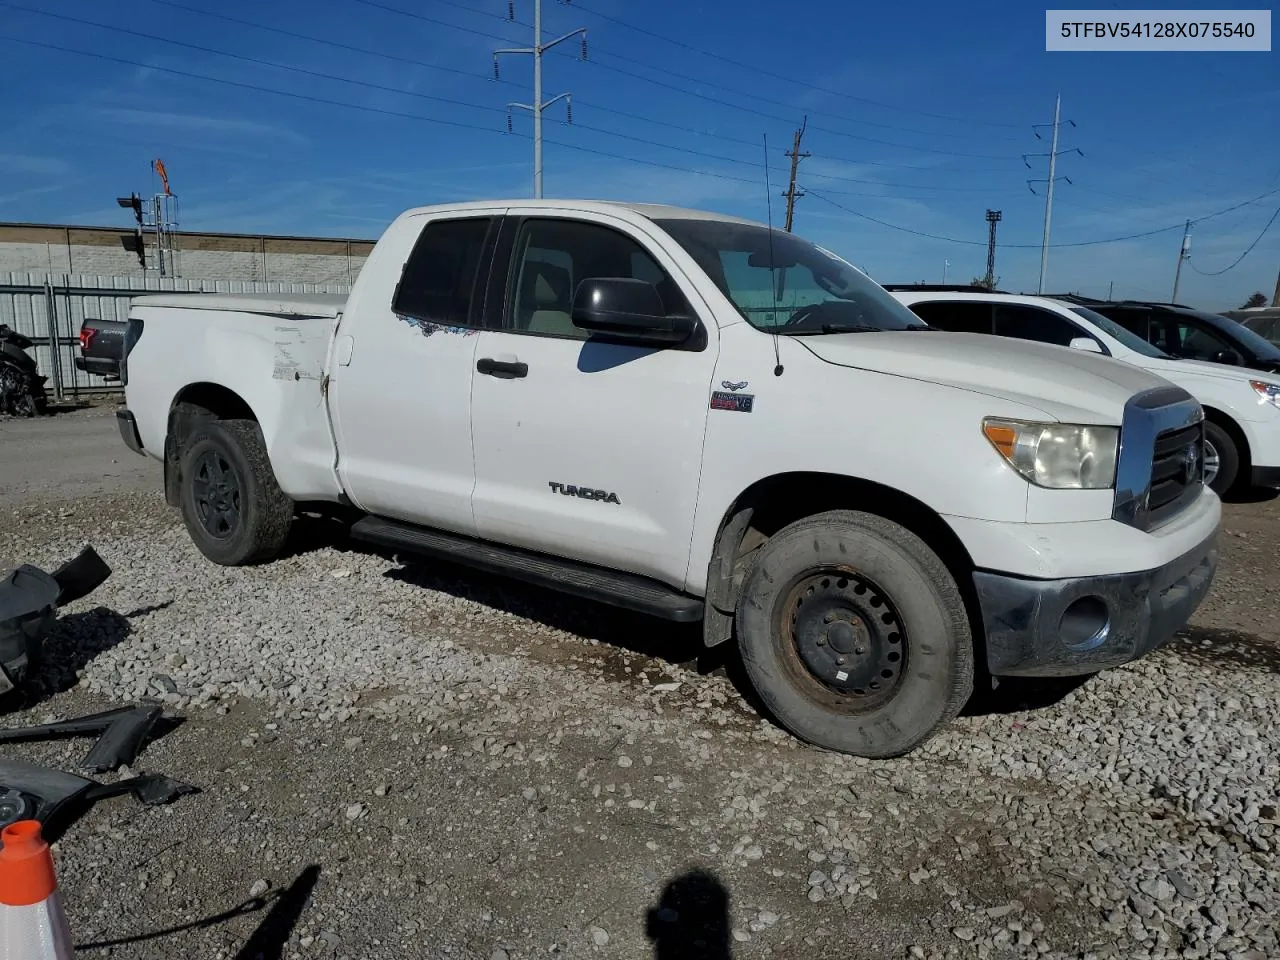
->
[0, 2, 512, 117]
[802, 187, 1273, 250]
[351, 0, 1019, 160]
[12, 26, 1271, 260]
[1, 4, 1017, 194]
[143, 0, 1010, 175]
[0, 33, 770, 189]
[351, 0, 518, 44]
[1188, 205, 1280, 276]
[145, 0, 484, 82]
[559, 53, 1021, 160]
[581, 47, 1023, 143]
[557, 0, 1025, 130]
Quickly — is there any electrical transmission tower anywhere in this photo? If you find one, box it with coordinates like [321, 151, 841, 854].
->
[1025, 94, 1083, 293]
[983, 209, 1002, 288]
[782, 116, 809, 232]
[493, 0, 587, 199]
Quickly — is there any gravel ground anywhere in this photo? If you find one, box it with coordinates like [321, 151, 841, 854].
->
[1, 411, 1278, 959]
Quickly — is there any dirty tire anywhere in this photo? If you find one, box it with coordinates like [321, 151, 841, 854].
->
[1203, 420, 1239, 496]
[178, 418, 293, 566]
[735, 510, 973, 758]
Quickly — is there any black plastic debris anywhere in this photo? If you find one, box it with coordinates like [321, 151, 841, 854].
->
[0, 704, 164, 773]
[0, 546, 112, 695]
[0, 758, 198, 839]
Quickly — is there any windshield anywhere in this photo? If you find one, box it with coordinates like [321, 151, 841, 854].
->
[1069, 306, 1171, 358]
[654, 218, 927, 333]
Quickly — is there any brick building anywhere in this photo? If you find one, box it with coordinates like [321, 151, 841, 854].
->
[0, 222, 376, 285]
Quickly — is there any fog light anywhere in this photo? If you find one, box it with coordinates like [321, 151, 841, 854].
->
[1060, 596, 1109, 651]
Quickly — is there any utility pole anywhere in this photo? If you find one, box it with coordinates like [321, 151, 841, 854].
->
[943, 259, 950, 283]
[493, 0, 587, 198]
[1107, 280, 1114, 301]
[1172, 220, 1192, 302]
[782, 116, 809, 232]
[1025, 94, 1082, 293]
[1270, 264, 1280, 307]
[984, 209, 1002, 288]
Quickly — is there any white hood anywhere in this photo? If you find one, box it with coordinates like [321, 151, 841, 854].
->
[801, 331, 1180, 425]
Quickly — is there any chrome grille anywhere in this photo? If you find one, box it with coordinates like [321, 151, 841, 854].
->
[1148, 422, 1205, 527]
[1113, 386, 1205, 531]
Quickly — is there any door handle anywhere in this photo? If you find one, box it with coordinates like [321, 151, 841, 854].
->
[477, 357, 528, 379]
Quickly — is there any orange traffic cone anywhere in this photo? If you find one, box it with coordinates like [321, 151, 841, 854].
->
[0, 820, 74, 959]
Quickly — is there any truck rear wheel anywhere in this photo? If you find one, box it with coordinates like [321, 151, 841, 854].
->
[177, 418, 293, 566]
[735, 510, 973, 758]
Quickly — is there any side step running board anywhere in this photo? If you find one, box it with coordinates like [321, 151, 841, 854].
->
[350, 516, 705, 623]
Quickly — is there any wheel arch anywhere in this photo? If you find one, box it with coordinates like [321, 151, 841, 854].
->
[701, 472, 983, 657]
[164, 382, 261, 507]
[1201, 404, 1251, 480]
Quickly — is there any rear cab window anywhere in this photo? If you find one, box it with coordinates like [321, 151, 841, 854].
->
[391, 216, 497, 329]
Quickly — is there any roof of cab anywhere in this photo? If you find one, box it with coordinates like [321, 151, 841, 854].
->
[393, 198, 766, 227]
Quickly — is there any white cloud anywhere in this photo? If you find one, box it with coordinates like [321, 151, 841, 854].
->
[0, 153, 72, 178]
[96, 108, 308, 145]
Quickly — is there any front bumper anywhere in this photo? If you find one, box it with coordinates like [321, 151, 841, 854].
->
[973, 529, 1218, 678]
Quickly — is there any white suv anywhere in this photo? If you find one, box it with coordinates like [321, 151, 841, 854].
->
[890, 288, 1280, 497]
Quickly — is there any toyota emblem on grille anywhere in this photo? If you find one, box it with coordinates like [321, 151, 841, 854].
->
[1183, 443, 1200, 484]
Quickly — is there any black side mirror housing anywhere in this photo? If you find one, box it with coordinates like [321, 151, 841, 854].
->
[1211, 348, 1242, 366]
[571, 277, 694, 344]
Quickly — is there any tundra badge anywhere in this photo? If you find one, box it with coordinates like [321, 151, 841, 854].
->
[548, 482, 621, 504]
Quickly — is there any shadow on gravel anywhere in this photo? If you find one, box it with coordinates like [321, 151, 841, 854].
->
[233, 864, 322, 960]
[42, 400, 98, 417]
[1222, 486, 1280, 505]
[383, 557, 704, 667]
[645, 869, 733, 960]
[281, 515, 776, 722]
[1162, 625, 1280, 674]
[960, 674, 1095, 717]
[76, 864, 319, 954]
[24, 607, 133, 705]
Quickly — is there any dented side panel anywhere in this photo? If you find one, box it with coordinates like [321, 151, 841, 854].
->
[124, 304, 344, 502]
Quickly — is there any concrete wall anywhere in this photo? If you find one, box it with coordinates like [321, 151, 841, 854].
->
[0, 224, 375, 286]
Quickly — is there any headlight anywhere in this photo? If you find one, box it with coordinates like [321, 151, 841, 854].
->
[1249, 379, 1280, 409]
[982, 418, 1118, 489]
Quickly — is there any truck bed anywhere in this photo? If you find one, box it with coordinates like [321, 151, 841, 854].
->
[129, 292, 348, 318]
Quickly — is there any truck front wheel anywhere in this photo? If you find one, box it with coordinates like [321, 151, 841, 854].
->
[735, 510, 973, 758]
[177, 419, 293, 566]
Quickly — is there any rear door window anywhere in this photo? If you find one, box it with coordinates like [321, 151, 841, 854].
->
[392, 216, 496, 328]
[993, 304, 1089, 347]
[904, 301, 993, 334]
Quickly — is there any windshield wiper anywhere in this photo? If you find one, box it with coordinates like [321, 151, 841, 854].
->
[779, 322, 884, 336]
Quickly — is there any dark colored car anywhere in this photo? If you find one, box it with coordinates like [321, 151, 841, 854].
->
[1066, 298, 1280, 375]
[76, 318, 126, 380]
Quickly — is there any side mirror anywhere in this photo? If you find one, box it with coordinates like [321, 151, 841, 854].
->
[571, 277, 693, 344]
[1210, 348, 1242, 366]
[1069, 337, 1103, 353]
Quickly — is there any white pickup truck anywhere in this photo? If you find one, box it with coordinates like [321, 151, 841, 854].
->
[113, 199, 1220, 758]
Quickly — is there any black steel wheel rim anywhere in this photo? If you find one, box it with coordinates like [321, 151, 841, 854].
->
[191, 448, 242, 539]
[774, 566, 908, 712]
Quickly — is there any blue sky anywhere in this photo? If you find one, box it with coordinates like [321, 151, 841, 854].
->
[0, 0, 1276, 310]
